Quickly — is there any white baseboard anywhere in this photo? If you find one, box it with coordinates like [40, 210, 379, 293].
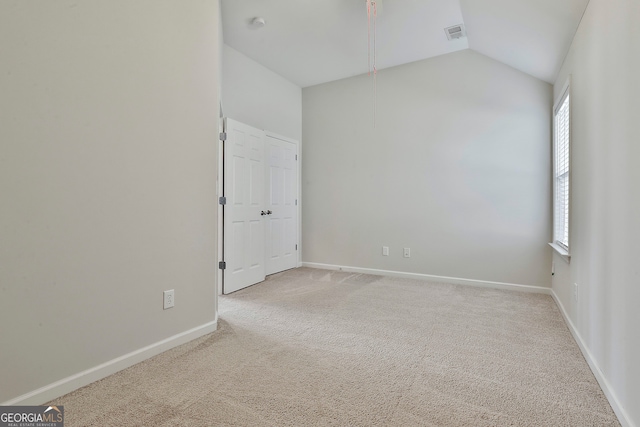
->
[550, 291, 634, 427]
[2, 321, 218, 406]
[301, 262, 551, 294]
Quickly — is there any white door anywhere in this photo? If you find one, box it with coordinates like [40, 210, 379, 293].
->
[223, 118, 266, 294]
[265, 134, 299, 275]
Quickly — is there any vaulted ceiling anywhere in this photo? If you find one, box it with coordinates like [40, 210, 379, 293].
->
[222, 0, 589, 87]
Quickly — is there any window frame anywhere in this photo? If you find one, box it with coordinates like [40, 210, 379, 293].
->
[550, 77, 572, 261]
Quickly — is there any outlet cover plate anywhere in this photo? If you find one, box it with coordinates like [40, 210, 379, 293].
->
[164, 290, 175, 309]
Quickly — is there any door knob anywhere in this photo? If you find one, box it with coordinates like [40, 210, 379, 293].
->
[260, 211, 267, 216]
[267, 210, 272, 215]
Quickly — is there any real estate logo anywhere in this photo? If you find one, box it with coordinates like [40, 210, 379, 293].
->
[0, 406, 64, 427]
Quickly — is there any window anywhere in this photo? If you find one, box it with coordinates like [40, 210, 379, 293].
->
[553, 84, 570, 252]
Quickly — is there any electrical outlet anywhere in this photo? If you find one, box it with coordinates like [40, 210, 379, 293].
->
[382, 246, 389, 256]
[403, 247, 411, 258]
[573, 283, 578, 302]
[163, 290, 175, 309]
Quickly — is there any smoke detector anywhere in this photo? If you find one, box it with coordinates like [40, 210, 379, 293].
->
[250, 17, 266, 28]
[444, 24, 466, 40]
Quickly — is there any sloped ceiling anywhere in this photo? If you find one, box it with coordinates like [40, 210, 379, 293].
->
[460, 0, 590, 83]
[222, 0, 589, 87]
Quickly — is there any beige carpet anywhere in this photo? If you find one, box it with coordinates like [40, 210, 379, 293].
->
[51, 267, 620, 426]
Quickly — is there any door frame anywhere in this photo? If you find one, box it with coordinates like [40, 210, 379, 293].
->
[217, 119, 225, 296]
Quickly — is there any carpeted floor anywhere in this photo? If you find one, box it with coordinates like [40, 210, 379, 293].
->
[50, 267, 620, 426]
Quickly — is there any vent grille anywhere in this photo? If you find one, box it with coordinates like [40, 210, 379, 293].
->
[445, 24, 466, 40]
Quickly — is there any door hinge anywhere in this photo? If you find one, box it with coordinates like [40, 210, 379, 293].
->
[295, 244, 298, 250]
[219, 132, 227, 141]
[218, 261, 226, 270]
[219, 196, 226, 205]
[295, 154, 298, 160]
[295, 199, 298, 206]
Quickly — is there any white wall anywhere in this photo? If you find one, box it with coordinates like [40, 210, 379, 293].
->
[222, 44, 302, 142]
[0, 0, 220, 403]
[302, 49, 552, 287]
[552, 0, 640, 425]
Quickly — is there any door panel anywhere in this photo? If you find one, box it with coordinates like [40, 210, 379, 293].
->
[265, 135, 298, 275]
[223, 119, 266, 294]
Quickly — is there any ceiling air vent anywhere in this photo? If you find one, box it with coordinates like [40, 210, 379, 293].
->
[444, 24, 466, 41]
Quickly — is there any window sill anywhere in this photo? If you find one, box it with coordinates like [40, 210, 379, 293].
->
[549, 243, 571, 263]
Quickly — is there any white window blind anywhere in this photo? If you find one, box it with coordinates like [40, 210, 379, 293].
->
[554, 92, 570, 250]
